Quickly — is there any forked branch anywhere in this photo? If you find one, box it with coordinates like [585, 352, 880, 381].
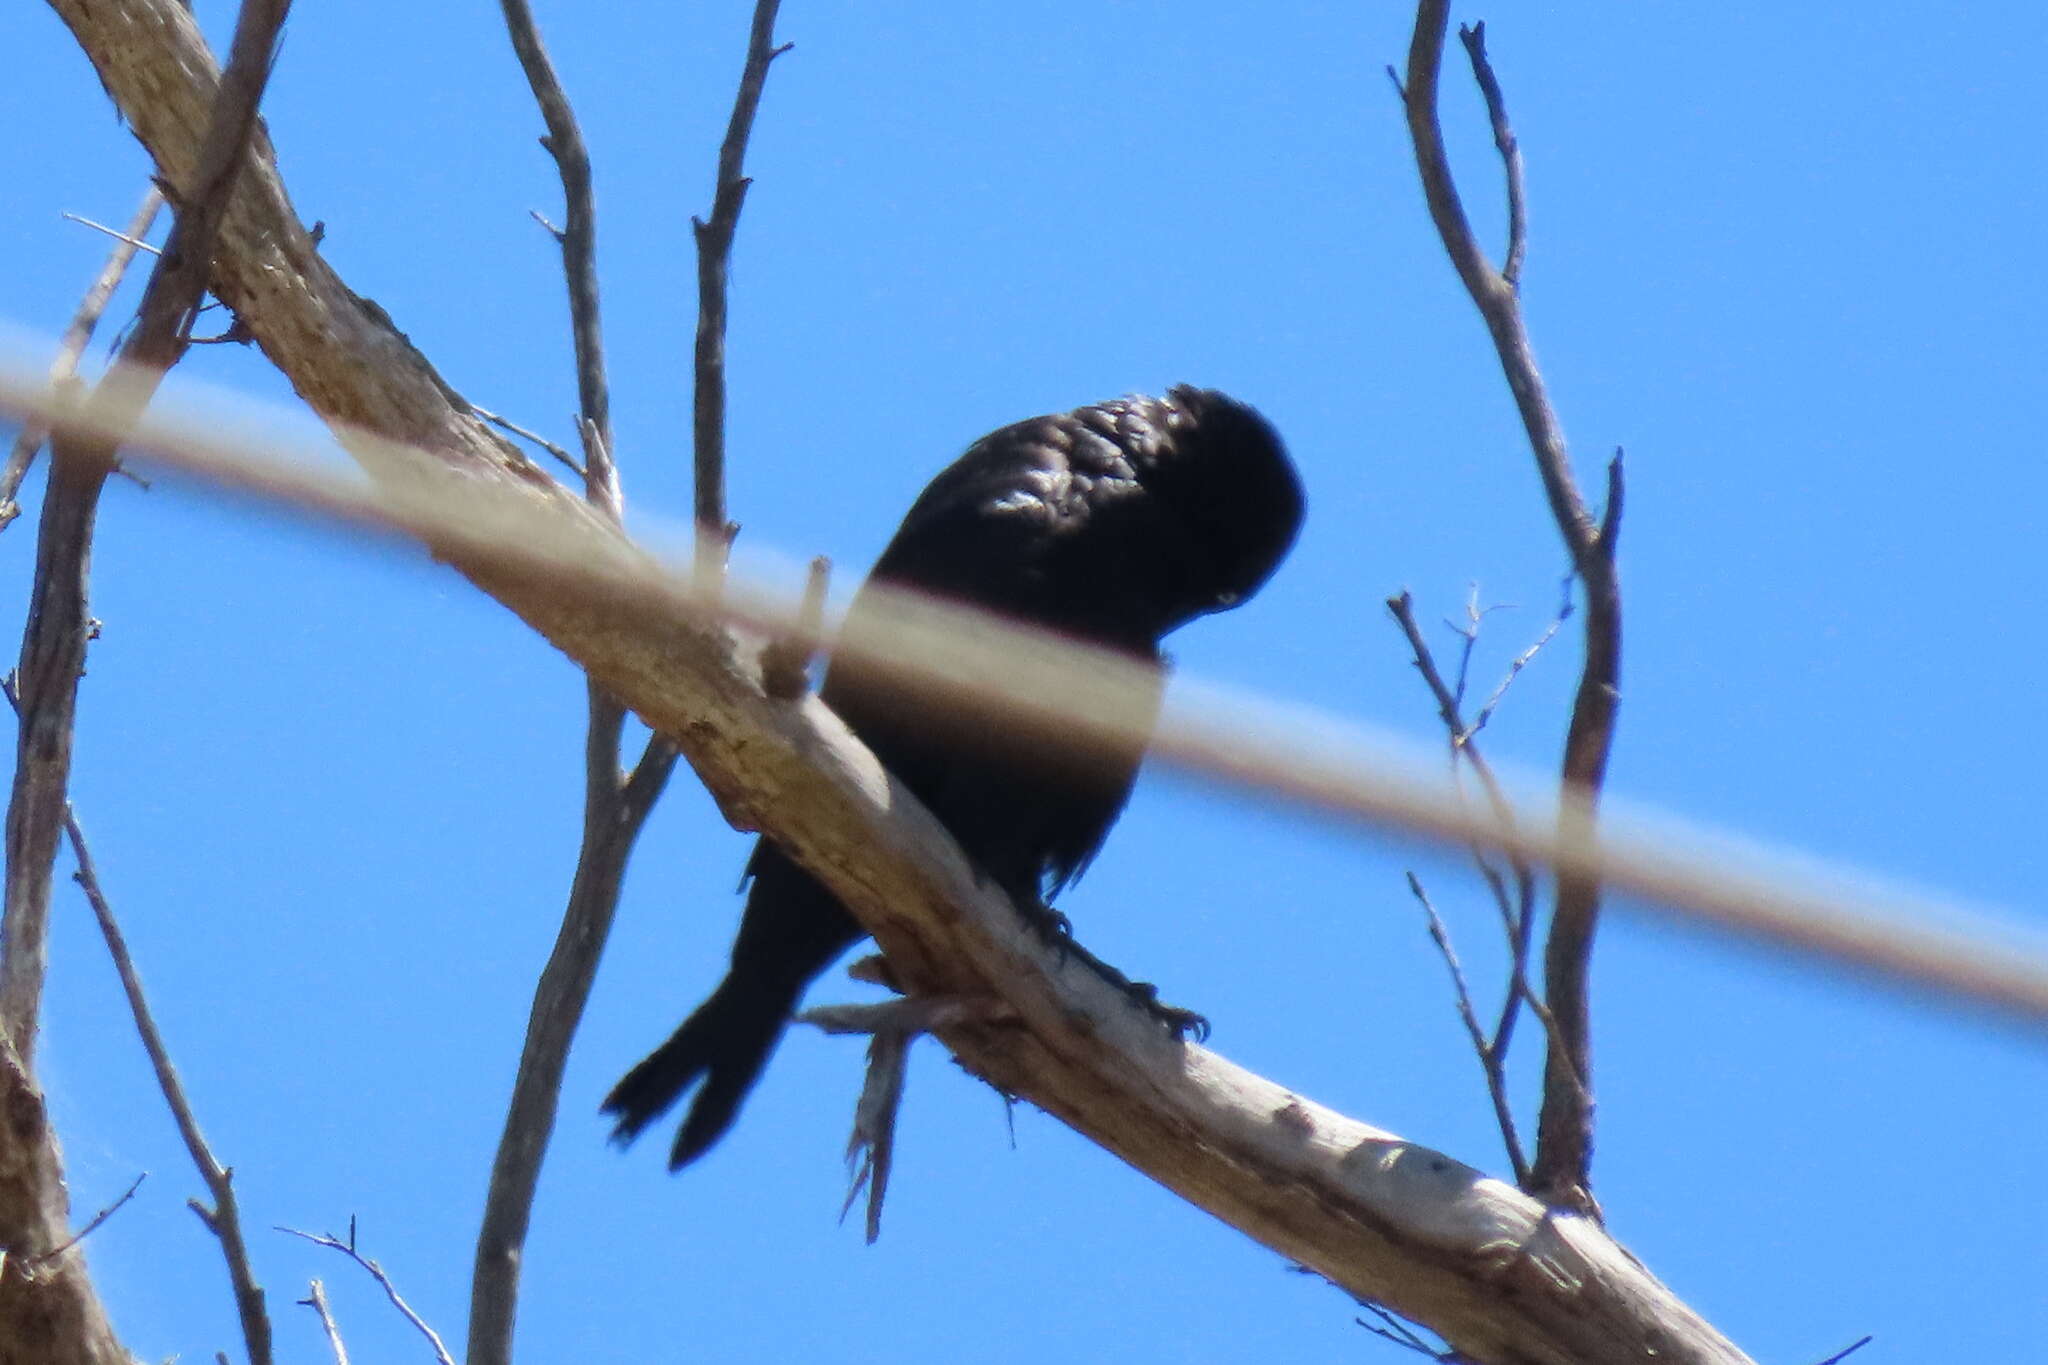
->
[1396, 3, 1623, 1216]
[468, 6, 683, 1364]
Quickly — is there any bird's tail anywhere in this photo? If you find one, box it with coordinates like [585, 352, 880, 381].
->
[605, 848, 862, 1168]
[602, 969, 802, 1169]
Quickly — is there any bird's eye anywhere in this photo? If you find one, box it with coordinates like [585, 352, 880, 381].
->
[1214, 589, 1240, 609]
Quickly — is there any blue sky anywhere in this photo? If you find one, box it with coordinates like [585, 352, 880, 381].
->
[4, 2, 2045, 1362]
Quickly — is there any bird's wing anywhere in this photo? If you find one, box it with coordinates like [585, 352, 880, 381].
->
[821, 408, 1165, 899]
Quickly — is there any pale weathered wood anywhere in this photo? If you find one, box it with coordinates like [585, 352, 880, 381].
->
[38, 3, 1758, 1361]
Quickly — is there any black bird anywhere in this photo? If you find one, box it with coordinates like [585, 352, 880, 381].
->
[604, 386, 1303, 1169]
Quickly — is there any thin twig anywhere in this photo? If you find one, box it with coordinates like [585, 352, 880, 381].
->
[1398, 2, 1622, 1216]
[1469, 603, 1565, 739]
[51, 790, 273, 1365]
[26, 1172, 146, 1270]
[468, 404, 583, 479]
[1355, 1303, 1451, 1359]
[185, 297, 254, 346]
[692, 0, 790, 579]
[761, 554, 831, 699]
[1443, 585, 1490, 710]
[1391, 591, 1466, 728]
[59, 211, 164, 257]
[297, 1280, 349, 1365]
[1387, 594, 1543, 1045]
[1407, 874, 1527, 1183]
[840, 1027, 909, 1244]
[801, 995, 993, 1243]
[282, 1221, 454, 1365]
[470, 7, 680, 1364]
[1451, 587, 1569, 1075]
[497, 0, 609, 479]
[1457, 23, 1527, 289]
[1, 191, 165, 528]
[1811, 1334, 1875, 1365]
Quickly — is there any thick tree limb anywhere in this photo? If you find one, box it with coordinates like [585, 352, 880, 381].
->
[6, 356, 1776, 1365]
[16, 3, 1826, 1360]
[44, 0, 548, 492]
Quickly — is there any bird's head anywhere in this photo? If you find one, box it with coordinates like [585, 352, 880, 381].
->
[1125, 385, 1304, 632]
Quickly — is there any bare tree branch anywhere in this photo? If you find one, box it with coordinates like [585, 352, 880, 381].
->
[62, 801, 273, 1365]
[26, 8, 2026, 1357]
[476, 8, 788, 1341]
[8, 649, 272, 1363]
[0, 189, 164, 528]
[468, 404, 583, 479]
[1457, 22, 1527, 290]
[760, 554, 831, 699]
[1387, 590, 1549, 1180]
[1465, 585, 1566, 743]
[466, 689, 674, 1365]
[1357, 1303, 1453, 1359]
[48, 0, 553, 495]
[26, 312, 2048, 1354]
[0, 6, 289, 1360]
[468, 7, 680, 1364]
[691, 0, 790, 576]
[1812, 1333, 1875, 1365]
[1406, 872, 1527, 1183]
[56, 211, 164, 257]
[1397, 3, 1622, 1217]
[281, 1223, 453, 1365]
[24, 1174, 146, 1272]
[1388, 593, 1537, 1180]
[1396, 13, 1601, 559]
[7, 356, 1785, 1364]
[496, 0, 609, 470]
[295, 1281, 348, 1365]
[5, 0, 291, 1065]
[802, 994, 995, 1243]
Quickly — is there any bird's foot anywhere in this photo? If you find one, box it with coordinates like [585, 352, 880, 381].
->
[1015, 897, 1207, 1041]
[1017, 899, 1074, 945]
[1120, 980, 1211, 1043]
[1050, 931, 1210, 1043]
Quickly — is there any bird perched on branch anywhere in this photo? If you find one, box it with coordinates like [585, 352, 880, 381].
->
[604, 386, 1304, 1169]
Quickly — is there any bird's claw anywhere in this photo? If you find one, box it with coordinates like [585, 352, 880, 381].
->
[1123, 981, 1210, 1043]
[1018, 896, 1205, 1040]
[1018, 901, 1074, 945]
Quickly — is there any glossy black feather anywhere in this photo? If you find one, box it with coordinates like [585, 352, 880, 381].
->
[603, 386, 1303, 1168]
